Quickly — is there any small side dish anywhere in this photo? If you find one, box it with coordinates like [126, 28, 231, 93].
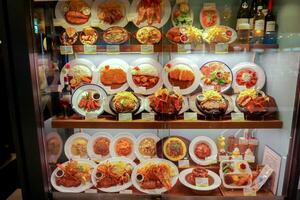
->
[172, 2, 193, 26]
[136, 26, 162, 44]
[79, 27, 98, 45]
[200, 9, 219, 28]
[103, 26, 130, 44]
[60, 27, 78, 45]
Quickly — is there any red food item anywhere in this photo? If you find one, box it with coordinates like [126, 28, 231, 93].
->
[65, 11, 89, 25]
[240, 163, 246, 170]
[236, 68, 258, 88]
[56, 176, 81, 187]
[133, 75, 159, 89]
[194, 143, 211, 159]
[201, 10, 218, 28]
[173, 10, 181, 17]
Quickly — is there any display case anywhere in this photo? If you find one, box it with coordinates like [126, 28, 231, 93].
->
[2, 0, 300, 199]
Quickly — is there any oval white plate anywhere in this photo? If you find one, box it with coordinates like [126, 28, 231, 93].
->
[189, 136, 218, 166]
[127, 58, 163, 95]
[131, 158, 179, 194]
[64, 132, 91, 159]
[179, 168, 221, 191]
[46, 132, 63, 163]
[94, 58, 129, 94]
[202, 26, 237, 44]
[51, 159, 95, 193]
[60, 58, 96, 89]
[199, 61, 233, 93]
[91, 157, 136, 192]
[135, 133, 160, 161]
[110, 133, 136, 160]
[71, 84, 107, 117]
[232, 62, 266, 93]
[129, 0, 171, 28]
[163, 58, 200, 95]
[55, 0, 93, 31]
[199, 8, 220, 29]
[91, 0, 130, 30]
[87, 132, 113, 161]
[171, 3, 194, 27]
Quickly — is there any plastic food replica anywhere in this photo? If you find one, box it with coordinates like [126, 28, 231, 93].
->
[136, 0, 162, 26]
[79, 27, 98, 45]
[97, 0, 124, 25]
[110, 91, 140, 113]
[166, 63, 195, 89]
[172, 2, 193, 26]
[103, 26, 130, 44]
[166, 26, 202, 44]
[100, 65, 127, 89]
[163, 137, 187, 162]
[136, 26, 162, 44]
[60, 27, 79, 45]
[93, 137, 111, 157]
[62, 0, 91, 25]
[131, 65, 159, 89]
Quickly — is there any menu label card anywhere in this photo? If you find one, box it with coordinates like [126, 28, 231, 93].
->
[142, 113, 155, 121]
[178, 159, 190, 169]
[244, 155, 255, 163]
[141, 45, 154, 54]
[90, 19, 99, 27]
[184, 112, 198, 121]
[106, 45, 120, 54]
[243, 187, 257, 196]
[215, 43, 229, 54]
[232, 155, 243, 160]
[84, 189, 97, 193]
[231, 113, 245, 121]
[177, 44, 191, 54]
[60, 45, 73, 55]
[203, 3, 217, 9]
[118, 113, 132, 121]
[195, 177, 209, 187]
[84, 45, 97, 54]
[85, 113, 98, 120]
[119, 189, 133, 194]
[219, 155, 229, 161]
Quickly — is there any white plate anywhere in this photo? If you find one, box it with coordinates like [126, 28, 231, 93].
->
[91, 157, 136, 192]
[189, 136, 218, 166]
[179, 168, 221, 191]
[189, 94, 234, 116]
[110, 133, 136, 160]
[171, 3, 194, 27]
[128, 0, 171, 28]
[87, 132, 113, 161]
[64, 132, 91, 159]
[71, 84, 107, 117]
[132, 158, 179, 194]
[60, 58, 96, 89]
[199, 7, 220, 29]
[91, 0, 130, 30]
[202, 26, 237, 44]
[127, 58, 163, 95]
[199, 61, 233, 93]
[94, 58, 129, 94]
[46, 132, 63, 163]
[135, 133, 160, 161]
[232, 62, 266, 93]
[51, 159, 95, 193]
[163, 58, 200, 95]
[144, 96, 189, 115]
[54, 0, 93, 31]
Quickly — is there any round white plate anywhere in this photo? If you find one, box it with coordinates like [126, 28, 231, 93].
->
[55, 0, 93, 31]
[179, 168, 221, 191]
[171, 3, 194, 27]
[189, 94, 234, 116]
[110, 133, 136, 160]
[199, 61, 233, 93]
[135, 133, 160, 161]
[129, 0, 171, 28]
[199, 8, 220, 29]
[131, 158, 179, 194]
[91, 157, 136, 192]
[94, 58, 129, 94]
[71, 84, 107, 117]
[60, 58, 96, 89]
[202, 26, 237, 44]
[46, 132, 63, 163]
[144, 96, 189, 115]
[91, 0, 130, 30]
[232, 62, 266, 93]
[189, 136, 218, 166]
[87, 132, 113, 161]
[64, 132, 91, 159]
[51, 159, 95, 193]
[127, 58, 163, 95]
[163, 58, 200, 95]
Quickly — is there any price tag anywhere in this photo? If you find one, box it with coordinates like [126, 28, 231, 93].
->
[231, 113, 245, 121]
[178, 159, 190, 169]
[142, 113, 155, 121]
[141, 45, 154, 54]
[219, 155, 229, 161]
[71, 155, 81, 159]
[119, 189, 133, 194]
[244, 155, 255, 163]
[203, 3, 217, 9]
[84, 45, 97, 54]
[184, 112, 197, 121]
[243, 187, 257, 196]
[173, 86, 181, 94]
[195, 177, 209, 187]
[232, 155, 243, 160]
[177, 44, 191, 54]
[106, 45, 120, 54]
[205, 154, 217, 161]
[136, 87, 147, 94]
[60, 45, 73, 55]
[215, 43, 229, 54]
[85, 113, 98, 120]
[176, 0, 188, 4]
[118, 113, 132, 121]
[90, 19, 99, 27]
[85, 189, 97, 193]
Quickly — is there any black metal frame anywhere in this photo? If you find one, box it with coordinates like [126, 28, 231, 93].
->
[1, 0, 300, 200]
